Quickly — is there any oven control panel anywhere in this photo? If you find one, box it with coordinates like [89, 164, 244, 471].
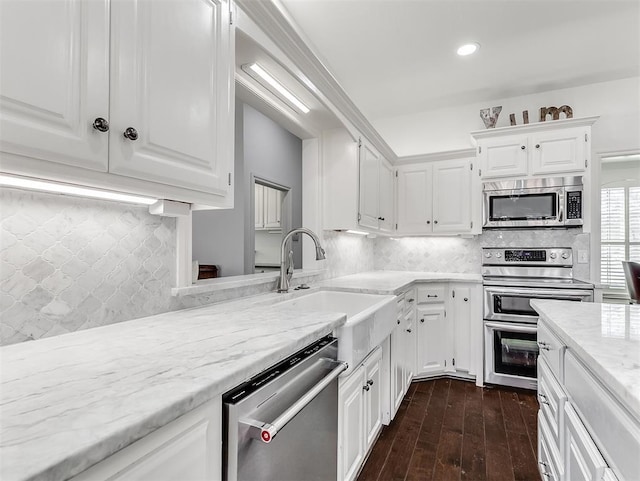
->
[482, 248, 572, 266]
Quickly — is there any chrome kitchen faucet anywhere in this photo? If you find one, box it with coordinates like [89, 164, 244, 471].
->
[277, 228, 325, 293]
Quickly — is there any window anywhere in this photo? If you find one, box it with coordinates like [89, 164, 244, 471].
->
[601, 184, 640, 289]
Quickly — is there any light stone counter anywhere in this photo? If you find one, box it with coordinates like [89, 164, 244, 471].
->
[0, 302, 346, 481]
[531, 300, 640, 421]
[318, 270, 482, 295]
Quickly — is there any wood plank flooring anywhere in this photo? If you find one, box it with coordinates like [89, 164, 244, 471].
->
[357, 379, 540, 481]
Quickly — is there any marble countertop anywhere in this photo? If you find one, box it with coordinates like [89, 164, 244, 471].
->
[318, 270, 482, 295]
[0, 303, 346, 481]
[531, 300, 640, 421]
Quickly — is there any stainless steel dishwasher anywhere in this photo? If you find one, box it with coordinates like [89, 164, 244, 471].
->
[223, 335, 347, 481]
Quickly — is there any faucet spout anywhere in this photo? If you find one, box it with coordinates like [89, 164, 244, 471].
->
[278, 228, 326, 293]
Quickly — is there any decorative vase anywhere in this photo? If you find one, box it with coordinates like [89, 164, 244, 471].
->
[480, 106, 502, 128]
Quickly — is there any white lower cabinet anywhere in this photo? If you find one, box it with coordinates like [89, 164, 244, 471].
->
[71, 398, 221, 481]
[339, 347, 383, 481]
[416, 306, 450, 376]
[537, 319, 639, 481]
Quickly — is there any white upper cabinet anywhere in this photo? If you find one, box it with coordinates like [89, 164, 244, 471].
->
[322, 128, 393, 234]
[432, 159, 472, 233]
[396, 163, 432, 234]
[0, 0, 234, 208]
[396, 157, 475, 235]
[530, 127, 587, 175]
[0, 0, 110, 171]
[109, 0, 232, 197]
[358, 141, 380, 230]
[472, 117, 598, 180]
[477, 135, 528, 179]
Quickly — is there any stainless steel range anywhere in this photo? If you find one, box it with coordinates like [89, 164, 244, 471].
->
[482, 247, 593, 390]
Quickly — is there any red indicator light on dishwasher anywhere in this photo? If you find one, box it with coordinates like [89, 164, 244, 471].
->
[261, 431, 271, 443]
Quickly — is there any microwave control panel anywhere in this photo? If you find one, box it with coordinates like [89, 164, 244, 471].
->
[566, 191, 582, 220]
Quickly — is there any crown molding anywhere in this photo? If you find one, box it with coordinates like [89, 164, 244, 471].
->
[235, 0, 397, 161]
[470, 116, 600, 141]
[395, 148, 477, 165]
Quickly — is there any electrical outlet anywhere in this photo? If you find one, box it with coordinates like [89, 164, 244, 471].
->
[578, 250, 589, 264]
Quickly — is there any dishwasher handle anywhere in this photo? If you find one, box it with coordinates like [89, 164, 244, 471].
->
[240, 358, 348, 444]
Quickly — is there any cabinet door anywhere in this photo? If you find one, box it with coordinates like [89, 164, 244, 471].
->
[339, 367, 365, 481]
[432, 159, 472, 233]
[378, 159, 394, 232]
[390, 322, 405, 417]
[479, 135, 528, 178]
[451, 286, 471, 372]
[530, 128, 586, 175]
[255, 184, 265, 228]
[363, 348, 383, 449]
[416, 306, 451, 375]
[564, 403, 607, 481]
[109, 0, 233, 197]
[359, 140, 381, 230]
[71, 398, 221, 481]
[396, 163, 433, 234]
[0, 0, 109, 171]
[264, 187, 281, 228]
[403, 312, 416, 390]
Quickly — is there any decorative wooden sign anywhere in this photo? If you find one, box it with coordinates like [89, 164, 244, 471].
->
[480, 106, 502, 128]
[539, 105, 573, 121]
[509, 110, 530, 126]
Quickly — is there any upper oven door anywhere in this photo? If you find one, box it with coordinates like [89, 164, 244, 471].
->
[484, 286, 593, 323]
[483, 187, 564, 228]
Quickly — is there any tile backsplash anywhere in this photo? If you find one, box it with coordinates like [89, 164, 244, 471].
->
[1, 187, 590, 346]
[1, 188, 176, 345]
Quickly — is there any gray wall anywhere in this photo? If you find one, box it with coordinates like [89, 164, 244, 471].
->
[193, 102, 302, 276]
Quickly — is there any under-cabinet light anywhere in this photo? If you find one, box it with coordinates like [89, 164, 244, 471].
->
[345, 230, 369, 236]
[242, 63, 310, 114]
[0, 175, 157, 205]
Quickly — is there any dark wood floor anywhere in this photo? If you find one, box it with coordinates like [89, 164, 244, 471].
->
[357, 378, 540, 481]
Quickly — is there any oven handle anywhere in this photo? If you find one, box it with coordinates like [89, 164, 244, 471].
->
[485, 287, 593, 299]
[239, 359, 348, 444]
[484, 321, 537, 334]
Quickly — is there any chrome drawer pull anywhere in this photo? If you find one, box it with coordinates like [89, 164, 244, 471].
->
[538, 393, 550, 406]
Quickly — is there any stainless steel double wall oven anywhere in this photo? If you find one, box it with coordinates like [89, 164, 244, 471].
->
[482, 248, 593, 389]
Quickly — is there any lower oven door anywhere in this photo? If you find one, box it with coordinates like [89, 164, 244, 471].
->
[484, 321, 538, 390]
[484, 286, 593, 323]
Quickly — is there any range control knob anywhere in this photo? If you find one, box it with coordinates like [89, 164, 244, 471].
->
[485, 252, 492, 258]
[562, 252, 570, 259]
[495, 253, 502, 258]
[550, 252, 557, 259]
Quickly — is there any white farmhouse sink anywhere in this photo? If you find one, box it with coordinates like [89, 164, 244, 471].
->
[272, 290, 398, 372]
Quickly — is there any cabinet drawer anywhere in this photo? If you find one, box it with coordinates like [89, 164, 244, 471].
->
[537, 321, 565, 382]
[538, 357, 567, 451]
[564, 403, 607, 481]
[417, 285, 445, 304]
[539, 415, 563, 481]
[403, 289, 416, 314]
[565, 351, 640, 481]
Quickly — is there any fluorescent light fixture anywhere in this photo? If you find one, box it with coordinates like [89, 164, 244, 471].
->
[243, 63, 310, 114]
[345, 229, 369, 236]
[0, 175, 157, 205]
[457, 43, 480, 56]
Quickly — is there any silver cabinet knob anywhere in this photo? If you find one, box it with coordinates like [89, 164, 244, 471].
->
[521, 145, 526, 150]
[464, 297, 469, 302]
[434, 220, 438, 224]
[123, 127, 138, 141]
[363, 384, 370, 392]
[367, 379, 374, 386]
[92, 117, 109, 132]
[397, 319, 401, 325]
[420, 318, 424, 323]
[426, 220, 431, 224]
[406, 328, 412, 333]
[535, 144, 541, 148]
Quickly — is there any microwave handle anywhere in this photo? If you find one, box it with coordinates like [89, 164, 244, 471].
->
[557, 191, 564, 222]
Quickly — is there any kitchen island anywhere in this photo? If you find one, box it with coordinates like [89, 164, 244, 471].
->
[531, 299, 640, 481]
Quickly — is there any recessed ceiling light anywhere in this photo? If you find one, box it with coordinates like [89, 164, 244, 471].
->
[242, 63, 310, 114]
[457, 43, 480, 56]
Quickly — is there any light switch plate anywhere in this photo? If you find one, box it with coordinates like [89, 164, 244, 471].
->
[578, 250, 589, 264]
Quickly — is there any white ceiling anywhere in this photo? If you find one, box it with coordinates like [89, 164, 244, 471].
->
[278, 0, 640, 121]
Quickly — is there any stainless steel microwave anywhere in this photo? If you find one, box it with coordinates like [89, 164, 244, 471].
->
[483, 176, 583, 229]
